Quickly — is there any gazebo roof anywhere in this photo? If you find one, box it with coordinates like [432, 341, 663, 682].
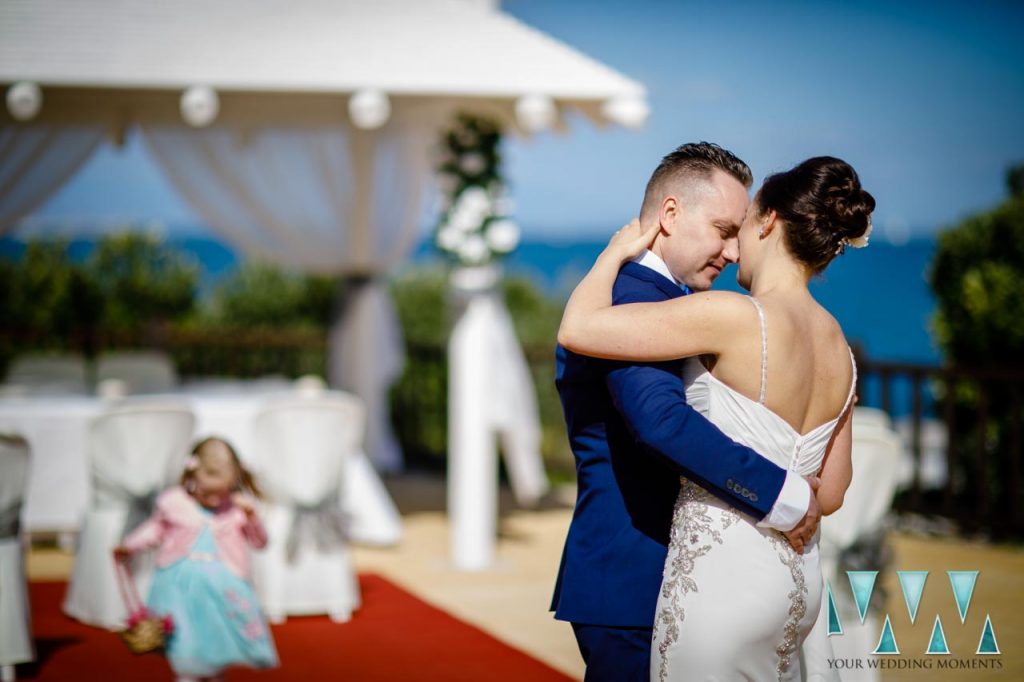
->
[0, 0, 647, 128]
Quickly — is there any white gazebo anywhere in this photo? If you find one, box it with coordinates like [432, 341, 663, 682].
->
[0, 0, 648, 567]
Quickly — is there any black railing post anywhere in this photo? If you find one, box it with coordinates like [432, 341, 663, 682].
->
[1008, 389, 1022, 533]
[942, 374, 958, 517]
[910, 371, 924, 511]
[975, 390, 990, 531]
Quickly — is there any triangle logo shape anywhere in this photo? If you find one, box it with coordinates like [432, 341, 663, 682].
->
[977, 615, 1001, 655]
[948, 571, 979, 623]
[926, 615, 950, 655]
[847, 571, 878, 624]
[826, 582, 843, 636]
[897, 570, 928, 624]
[872, 614, 900, 655]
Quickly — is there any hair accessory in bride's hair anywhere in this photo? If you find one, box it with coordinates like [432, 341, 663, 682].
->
[836, 217, 872, 254]
[185, 455, 200, 472]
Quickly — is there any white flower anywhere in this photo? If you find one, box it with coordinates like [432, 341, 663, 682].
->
[458, 235, 490, 265]
[448, 209, 478, 234]
[437, 226, 463, 252]
[486, 219, 520, 253]
[459, 152, 487, 175]
[459, 186, 490, 213]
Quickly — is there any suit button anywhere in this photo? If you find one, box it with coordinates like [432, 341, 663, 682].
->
[750, 494, 759, 502]
[726, 479, 735, 491]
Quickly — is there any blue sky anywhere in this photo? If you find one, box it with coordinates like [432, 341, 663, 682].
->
[26, 0, 1024, 243]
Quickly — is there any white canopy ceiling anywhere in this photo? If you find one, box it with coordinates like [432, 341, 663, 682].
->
[0, 0, 648, 130]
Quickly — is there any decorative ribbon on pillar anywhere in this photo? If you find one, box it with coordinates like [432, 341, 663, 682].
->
[284, 495, 350, 562]
[0, 502, 21, 540]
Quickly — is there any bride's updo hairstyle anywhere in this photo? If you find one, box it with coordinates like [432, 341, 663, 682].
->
[757, 156, 875, 274]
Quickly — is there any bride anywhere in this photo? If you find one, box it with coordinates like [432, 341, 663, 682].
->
[558, 156, 874, 681]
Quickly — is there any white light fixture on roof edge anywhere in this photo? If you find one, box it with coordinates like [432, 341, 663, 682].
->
[515, 94, 557, 133]
[6, 81, 42, 121]
[602, 94, 650, 130]
[180, 85, 220, 127]
[348, 89, 391, 130]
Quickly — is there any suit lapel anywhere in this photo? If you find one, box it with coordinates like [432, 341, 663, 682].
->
[620, 261, 686, 300]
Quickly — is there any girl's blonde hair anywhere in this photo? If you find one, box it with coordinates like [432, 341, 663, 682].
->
[180, 437, 264, 500]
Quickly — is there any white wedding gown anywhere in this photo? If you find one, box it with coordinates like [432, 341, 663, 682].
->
[651, 297, 854, 682]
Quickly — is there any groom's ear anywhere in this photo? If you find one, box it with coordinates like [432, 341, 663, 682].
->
[659, 195, 680, 234]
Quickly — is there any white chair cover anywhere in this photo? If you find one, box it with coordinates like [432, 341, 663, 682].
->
[895, 417, 949, 491]
[819, 407, 903, 679]
[63, 401, 195, 629]
[0, 435, 33, 672]
[250, 391, 364, 622]
[95, 351, 178, 395]
[3, 353, 88, 395]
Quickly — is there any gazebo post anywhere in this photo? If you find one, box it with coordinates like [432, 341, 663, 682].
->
[447, 266, 502, 570]
[328, 129, 405, 473]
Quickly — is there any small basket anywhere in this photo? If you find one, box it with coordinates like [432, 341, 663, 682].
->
[115, 561, 174, 654]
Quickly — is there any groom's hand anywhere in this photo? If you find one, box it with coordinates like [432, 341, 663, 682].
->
[783, 477, 821, 554]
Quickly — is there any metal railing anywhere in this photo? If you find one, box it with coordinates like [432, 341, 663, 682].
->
[856, 358, 1024, 537]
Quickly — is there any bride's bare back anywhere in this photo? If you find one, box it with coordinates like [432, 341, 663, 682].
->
[710, 291, 853, 436]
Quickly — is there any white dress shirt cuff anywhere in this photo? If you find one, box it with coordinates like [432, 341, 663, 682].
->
[756, 471, 810, 532]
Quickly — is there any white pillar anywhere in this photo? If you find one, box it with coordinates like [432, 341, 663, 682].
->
[447, 267, 500, 570]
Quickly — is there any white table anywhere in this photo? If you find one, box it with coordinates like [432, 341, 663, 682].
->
[0, 384, 402, 545]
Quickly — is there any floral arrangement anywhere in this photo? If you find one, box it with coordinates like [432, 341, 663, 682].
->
[434, 113, 520, 267]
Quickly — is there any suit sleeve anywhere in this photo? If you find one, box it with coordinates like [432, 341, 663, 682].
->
[605, 289, 787, 520]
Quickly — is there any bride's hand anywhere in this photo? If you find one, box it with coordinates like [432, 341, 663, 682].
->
[604, 219, 659, 263]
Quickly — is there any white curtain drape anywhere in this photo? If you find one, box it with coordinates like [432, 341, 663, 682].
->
[0, 125, 106, 233]
[142, 123, 434, 470]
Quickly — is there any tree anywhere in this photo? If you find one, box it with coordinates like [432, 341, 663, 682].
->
[929, 163, 1024, 535]
[930, 164, 1024, 368]
[87, 232, 198, 332]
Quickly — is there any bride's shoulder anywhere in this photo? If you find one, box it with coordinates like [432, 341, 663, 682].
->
[683, 291, 758, 316]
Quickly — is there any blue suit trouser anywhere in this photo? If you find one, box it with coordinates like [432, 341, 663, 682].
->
[572, 622, 652, 682]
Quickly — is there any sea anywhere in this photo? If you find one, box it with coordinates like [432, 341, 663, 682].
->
[0, 231, 941, 366]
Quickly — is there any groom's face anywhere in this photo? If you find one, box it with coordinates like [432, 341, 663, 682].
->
[661, 170, 749, 292]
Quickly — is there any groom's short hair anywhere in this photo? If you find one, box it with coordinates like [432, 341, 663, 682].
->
[639, 142, 753, 221]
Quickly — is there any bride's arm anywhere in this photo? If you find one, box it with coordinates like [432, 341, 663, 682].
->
[816, 406, 854, 516]
[557, 221, 749, 361]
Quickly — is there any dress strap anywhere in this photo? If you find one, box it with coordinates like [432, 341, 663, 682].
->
[748, 297, 768, 405]
[841, 346, 858, 415]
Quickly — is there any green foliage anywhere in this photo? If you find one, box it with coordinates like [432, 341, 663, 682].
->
[391, 268, 449, 346]
[204, 262, 340, 330]
[928, 167, 1024, 535]
[1007, 162, 1024, 199]
[0, 240, 99, 343]
[437, 113, 504, 196]
[502, 276, 563, 348]
[87, 233, 198, 330]
[930, 190, 1024, 367]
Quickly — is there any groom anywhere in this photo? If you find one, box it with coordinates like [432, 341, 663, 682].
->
[551, 142, 821, 681]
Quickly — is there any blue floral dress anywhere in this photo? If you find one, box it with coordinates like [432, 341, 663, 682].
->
[146, 507, 278, 677]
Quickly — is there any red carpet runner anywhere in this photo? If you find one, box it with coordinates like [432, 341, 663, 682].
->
[20, 575, 574, 681]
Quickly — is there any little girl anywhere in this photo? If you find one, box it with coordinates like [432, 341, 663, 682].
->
[114, 437, 279, 682]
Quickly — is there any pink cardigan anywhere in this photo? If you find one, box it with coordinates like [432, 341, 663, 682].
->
[123, 486, 268, 579]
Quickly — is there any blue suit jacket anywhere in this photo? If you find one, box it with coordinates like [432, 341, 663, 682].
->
[551, 261, 789, 627]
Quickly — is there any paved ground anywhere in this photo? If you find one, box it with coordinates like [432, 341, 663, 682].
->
[27, 474, 1024, 681]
